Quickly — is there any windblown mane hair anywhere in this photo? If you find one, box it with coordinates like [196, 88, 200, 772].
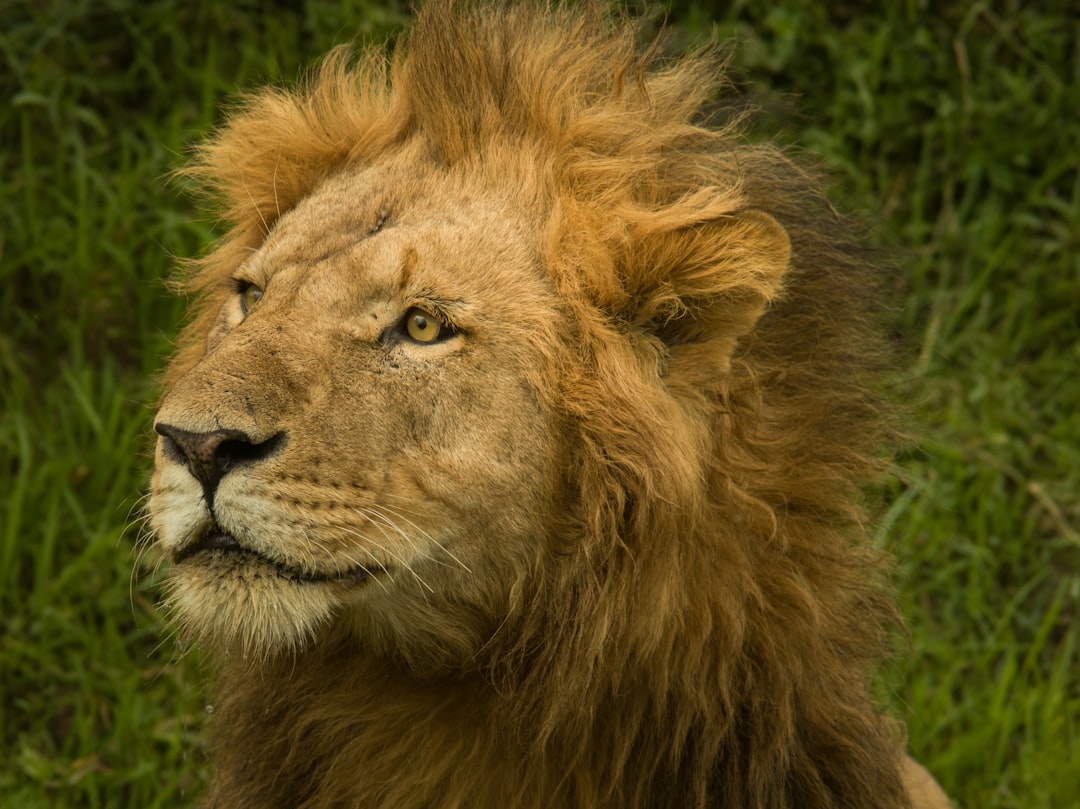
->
[175, 2, 909, 807]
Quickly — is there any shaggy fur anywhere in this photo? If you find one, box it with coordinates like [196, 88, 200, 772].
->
[149, 2, 950, 807]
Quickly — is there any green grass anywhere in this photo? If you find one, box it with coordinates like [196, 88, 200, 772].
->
[1, 1, 1077, 806]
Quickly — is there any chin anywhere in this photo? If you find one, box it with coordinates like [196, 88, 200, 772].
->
[165, 553, 347, 657]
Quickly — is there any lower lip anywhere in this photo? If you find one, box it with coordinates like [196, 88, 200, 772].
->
[174, 536, 376, 586]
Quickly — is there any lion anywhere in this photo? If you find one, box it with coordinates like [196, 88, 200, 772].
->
[148, 2, 951, 807]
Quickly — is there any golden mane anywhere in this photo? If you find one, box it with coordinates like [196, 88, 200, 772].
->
[161, 2, 928, 806]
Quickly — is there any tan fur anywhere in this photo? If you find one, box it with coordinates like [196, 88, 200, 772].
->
[149, 2, 950, 807]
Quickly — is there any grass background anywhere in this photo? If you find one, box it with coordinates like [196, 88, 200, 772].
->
[1, 0, 1077, 806]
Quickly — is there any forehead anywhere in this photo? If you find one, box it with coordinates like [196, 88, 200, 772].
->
[249, 165, 541, 303]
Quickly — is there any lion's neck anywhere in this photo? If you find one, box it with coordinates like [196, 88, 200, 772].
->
[199, 556, 910, 809]
[202, 642, 529, 808]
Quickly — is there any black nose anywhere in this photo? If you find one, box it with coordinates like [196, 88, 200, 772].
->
[154, 423, 285, 506]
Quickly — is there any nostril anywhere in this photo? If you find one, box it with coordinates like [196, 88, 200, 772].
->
[218, 432, 287, 468]
[154, 423, 286, 503]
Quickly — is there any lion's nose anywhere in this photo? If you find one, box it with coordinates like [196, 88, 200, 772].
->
[154, 423, 285, 506]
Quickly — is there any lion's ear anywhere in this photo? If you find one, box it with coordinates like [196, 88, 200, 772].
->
[635, 210, 790, 379]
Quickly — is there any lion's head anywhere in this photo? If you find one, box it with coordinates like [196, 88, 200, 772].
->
[148, 3, 945, 807]
[152, 161, 572, 661]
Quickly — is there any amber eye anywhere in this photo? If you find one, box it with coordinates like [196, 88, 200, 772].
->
[404, 308, 445, 343]
[240, 283, 263, 315]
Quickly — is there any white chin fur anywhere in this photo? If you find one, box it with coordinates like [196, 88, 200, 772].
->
[165, 559, 339, 657]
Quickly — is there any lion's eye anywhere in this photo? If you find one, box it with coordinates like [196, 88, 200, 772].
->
[404, 308, 446, 343]
[239, 283, 264, 315]
[406, 304, 447, 339]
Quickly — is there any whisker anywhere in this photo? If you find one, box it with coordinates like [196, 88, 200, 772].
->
[372, 502, 472, 574]
[335, 547, 390, 595]
[338, 519, 433, 594]
[240, 170, 271, 235]
[272, 158, 282, 221]
[291, 523, 392, 593]
[363, 505, 425, 559]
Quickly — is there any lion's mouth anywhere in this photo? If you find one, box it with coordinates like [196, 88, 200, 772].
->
[174, 525, 378, 585]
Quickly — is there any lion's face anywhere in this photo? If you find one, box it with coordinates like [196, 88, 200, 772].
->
[150, 160, 565, 657]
